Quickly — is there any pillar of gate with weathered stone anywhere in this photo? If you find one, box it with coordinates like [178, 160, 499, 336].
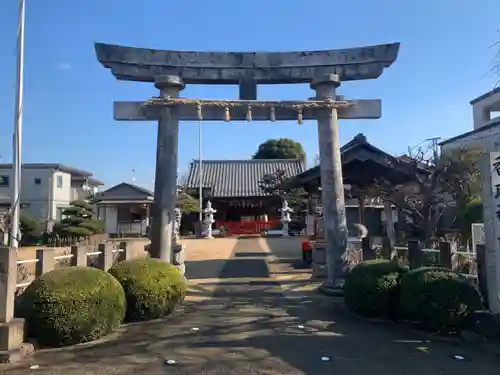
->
[94, 42, 400, 286]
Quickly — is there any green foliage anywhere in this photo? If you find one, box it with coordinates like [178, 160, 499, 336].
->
[71, 199, 94, 211]
[463, 198, 483, 223]
[258, 169, 307, 211]
[437, 149, 481, 204]
[60, 206, 84, 217]
[64, 226, 93, 237]
[399, 267, 484, 332]
[344, 260, 409, 318]
[108, 259, 187, 322]
[176, 190, 200, 213]
[55, 200, 104, 237]
[456, 198, 483, 242]
[18, 267, 126, 347]
[19, 214, 42, 245]
[253, 138, 306, 161]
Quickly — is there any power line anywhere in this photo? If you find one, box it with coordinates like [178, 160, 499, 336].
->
[425, 137, 442, 161]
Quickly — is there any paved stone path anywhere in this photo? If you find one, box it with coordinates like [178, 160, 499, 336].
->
[3, 237, 500, 374]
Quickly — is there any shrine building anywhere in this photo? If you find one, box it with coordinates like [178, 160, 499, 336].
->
[183, 133, 420, 237]
[281, 133, 421, 238]
[184, 159, 305, 234]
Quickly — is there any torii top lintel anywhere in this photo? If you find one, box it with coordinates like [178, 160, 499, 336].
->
[94, 42, 400, 84]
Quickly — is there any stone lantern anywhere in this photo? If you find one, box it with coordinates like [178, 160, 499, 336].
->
[203, 201, 217, 239]
[280, 200, 293, 237]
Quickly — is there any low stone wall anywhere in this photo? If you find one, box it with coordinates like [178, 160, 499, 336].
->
[108, 238, 149, 259]
[18, 239, 150, 261]
[0, 240, 151, 363]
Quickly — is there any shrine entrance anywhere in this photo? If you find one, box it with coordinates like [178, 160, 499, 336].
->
[94, 42, 400, 288]
[215, 199, 280, 236]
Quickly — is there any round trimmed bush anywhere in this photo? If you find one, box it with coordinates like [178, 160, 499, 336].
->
[19, 267, 126, 347]
[108, 259, 186, 322]
[344, 259, 408, 318]
[400, 267, 484, 332]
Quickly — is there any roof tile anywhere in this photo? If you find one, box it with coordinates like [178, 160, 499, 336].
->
[186, 159, 305, 197]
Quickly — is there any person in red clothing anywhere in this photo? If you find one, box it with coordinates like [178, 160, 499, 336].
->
[302, 239, 313, 264]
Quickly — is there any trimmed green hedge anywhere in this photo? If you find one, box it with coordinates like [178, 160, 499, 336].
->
[19, 267, 126, 347]
[109, 259, 186, 322]
[400, 267, 484, 332]
[344, 260, 408, 318]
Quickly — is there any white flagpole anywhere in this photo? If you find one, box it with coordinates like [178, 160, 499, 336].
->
[198, 120, 203, 223]
[10, 0, 26, 249]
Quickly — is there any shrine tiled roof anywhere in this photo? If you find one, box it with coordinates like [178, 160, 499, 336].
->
[186, 159, 305, 198]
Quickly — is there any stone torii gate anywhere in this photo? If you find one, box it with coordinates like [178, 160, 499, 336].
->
[94, 42, 400, 288]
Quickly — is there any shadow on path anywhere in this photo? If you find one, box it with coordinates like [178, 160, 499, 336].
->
[185, 238, 270, 280]
[4, 238, 500, 374]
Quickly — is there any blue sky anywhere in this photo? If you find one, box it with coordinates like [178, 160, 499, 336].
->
[0, 0, 498, 190]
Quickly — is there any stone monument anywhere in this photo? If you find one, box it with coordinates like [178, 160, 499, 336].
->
[171, 207, 186, 276]
[94, 42, 399, 291]
[313, 206, 328, 279]
[481, 146, 500, 313]
[172, 207, 181, 244]
[203, 201, 216, 239]
[280, 200, 293, 237]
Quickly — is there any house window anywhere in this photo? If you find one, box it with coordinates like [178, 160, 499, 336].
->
[34, 178, 41, 185]
[0, 176, 9, 187]
[117, 206, 144, 223]
[56, 175, 63, 188]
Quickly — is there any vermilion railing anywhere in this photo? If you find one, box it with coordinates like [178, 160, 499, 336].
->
[215, 219, 281, 235]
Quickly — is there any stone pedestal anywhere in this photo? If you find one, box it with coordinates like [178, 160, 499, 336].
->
[312, 216, 327, 279]
[172, 243, 187, 280]
[282, 222, 290, 237]
[312, 239, 328, 279]
[0, 319, 33, 363]
[0, 247, 32, 363]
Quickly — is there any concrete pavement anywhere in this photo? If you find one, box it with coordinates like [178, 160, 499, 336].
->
[2, 237, 500, 374]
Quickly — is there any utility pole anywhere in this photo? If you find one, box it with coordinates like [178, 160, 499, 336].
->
[10, 0, 26, 249]
[425, 137, 442, 162]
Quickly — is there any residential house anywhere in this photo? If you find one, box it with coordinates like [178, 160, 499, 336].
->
[440, 87, 500, 152]
[0, 163, 103, 224]
[94, 182, 153, 237]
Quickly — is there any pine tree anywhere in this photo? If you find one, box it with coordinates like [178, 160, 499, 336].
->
[54, 200, 104, 237]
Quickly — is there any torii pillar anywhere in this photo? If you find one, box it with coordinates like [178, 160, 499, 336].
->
[312, 74, 349, 291]
[149, 75, 184, 262]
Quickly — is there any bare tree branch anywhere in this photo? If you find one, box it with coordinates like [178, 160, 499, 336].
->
[368, 146, 480, 245]
[258, 169, 307, 211]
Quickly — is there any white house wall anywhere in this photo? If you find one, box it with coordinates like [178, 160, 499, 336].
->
[0, 167, 101, 222]
[441, 127, 500, 154]
[51, 171, 73, 220]
[473, 90, 500, 130]
[0, 168, 54, 220]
